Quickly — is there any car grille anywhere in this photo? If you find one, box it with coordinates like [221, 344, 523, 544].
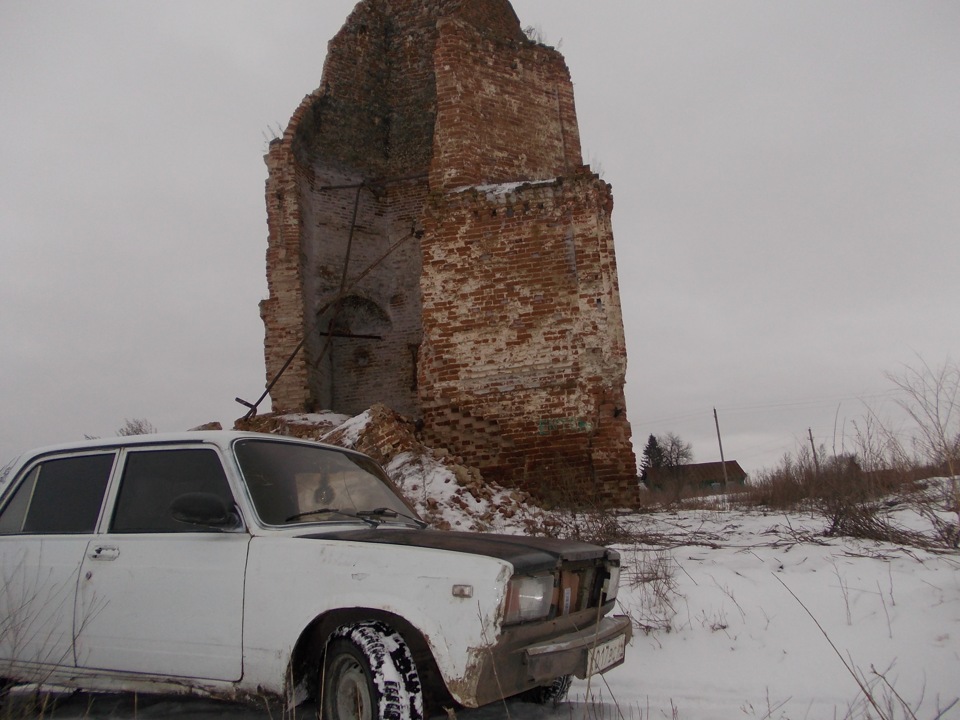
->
[555, 561, 606, 616]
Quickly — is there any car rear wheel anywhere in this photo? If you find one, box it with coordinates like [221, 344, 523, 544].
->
[319, 621, 424, 720]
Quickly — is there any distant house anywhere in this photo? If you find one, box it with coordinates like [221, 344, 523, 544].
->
[645, 461, 747, 490]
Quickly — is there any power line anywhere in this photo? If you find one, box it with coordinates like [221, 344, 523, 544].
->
[633, 388, 903, 428]
[715, 389, 900, 415]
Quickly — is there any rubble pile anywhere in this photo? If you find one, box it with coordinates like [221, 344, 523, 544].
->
[234, 411, 348, 440]
[236, 405, 545, 533]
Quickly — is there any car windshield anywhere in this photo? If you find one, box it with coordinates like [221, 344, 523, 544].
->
[234, 439, 418, 527]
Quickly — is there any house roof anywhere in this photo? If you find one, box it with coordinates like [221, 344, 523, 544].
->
[646, 461, 747, 486]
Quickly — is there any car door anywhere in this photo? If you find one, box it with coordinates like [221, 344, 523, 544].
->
[0, 452, 115, 676]
[74, 445, 249, 681]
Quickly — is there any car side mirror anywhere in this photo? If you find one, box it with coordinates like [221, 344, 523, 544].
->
[170, 492, 241, 531]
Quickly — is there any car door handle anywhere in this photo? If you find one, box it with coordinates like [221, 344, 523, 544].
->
[88, 545, 120, 561]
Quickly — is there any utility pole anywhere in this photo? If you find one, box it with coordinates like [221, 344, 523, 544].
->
[808, 427, 821, 475]
[714, 408, 729, 487]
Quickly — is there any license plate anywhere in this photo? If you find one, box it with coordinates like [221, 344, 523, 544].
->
[586, 633, 626, 675]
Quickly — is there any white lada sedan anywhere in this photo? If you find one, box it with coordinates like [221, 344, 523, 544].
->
[0, 431, 630, 719]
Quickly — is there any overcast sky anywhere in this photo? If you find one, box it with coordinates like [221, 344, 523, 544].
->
[2, 1, 958, 474]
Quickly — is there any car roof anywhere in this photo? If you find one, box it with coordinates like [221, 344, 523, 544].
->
[19, 430, 343, 458]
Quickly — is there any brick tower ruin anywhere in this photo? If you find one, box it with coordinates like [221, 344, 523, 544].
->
[260, 0, 638, 505]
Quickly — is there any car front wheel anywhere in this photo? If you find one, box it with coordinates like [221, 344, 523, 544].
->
[519, 674, 572, 705]
[320, 621, 424, 720]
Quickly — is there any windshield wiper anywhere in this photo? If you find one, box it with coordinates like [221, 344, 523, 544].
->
[285, 508, 378, 527]
[356, 507, 428, 529]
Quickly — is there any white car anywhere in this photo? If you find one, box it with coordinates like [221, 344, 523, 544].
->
[0, 431, 631, 719]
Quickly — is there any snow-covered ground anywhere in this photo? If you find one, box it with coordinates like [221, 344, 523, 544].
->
[8, 503, 958, 720]
[600, 509, 960, 719]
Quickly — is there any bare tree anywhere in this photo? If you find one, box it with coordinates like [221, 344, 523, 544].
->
[116, 418, 157, 437]
[886, 357, 960, 478]
[661, 432, 693, 468]
[886, 357, 960, 539]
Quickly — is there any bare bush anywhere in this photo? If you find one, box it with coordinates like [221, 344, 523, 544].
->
[734, 358, 960, 549]
[737, 449, 819, 510]
[620, 548, 678, 634]
[903, 478, 960, 549]
[520, 457, 636, 545]
[887, 357, 960, 540]
[532, 508, 635, 546]
[736, 446, 942, 548]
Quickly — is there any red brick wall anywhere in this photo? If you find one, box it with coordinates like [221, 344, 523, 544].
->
[419, 172, 636, 503]
[261, 0, 639, 505]
[431, 16, 582, 190]
[298, 168, 426, 417]
[260, 137, 309, 413]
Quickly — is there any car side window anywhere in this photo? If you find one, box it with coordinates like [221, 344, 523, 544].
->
[110, 448, 235, 533]
[0, 454, 114, 534]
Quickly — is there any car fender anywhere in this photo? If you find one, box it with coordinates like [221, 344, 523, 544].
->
[240, 535, 512, 704]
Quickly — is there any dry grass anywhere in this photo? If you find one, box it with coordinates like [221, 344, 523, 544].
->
[729, 444, 958, 550]
[619, 548, 678, 634]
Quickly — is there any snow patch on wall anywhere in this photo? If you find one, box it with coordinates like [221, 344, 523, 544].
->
[386, 451, 542, 533]
[321, 411, 372, 448]
[452, 178, 558, 201]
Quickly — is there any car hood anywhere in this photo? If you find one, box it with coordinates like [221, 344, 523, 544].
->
[302, 527, 610, 574]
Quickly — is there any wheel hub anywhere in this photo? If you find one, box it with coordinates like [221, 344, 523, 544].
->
[331, 657, 372, 720]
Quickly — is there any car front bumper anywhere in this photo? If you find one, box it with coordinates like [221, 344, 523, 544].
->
[468, 606, 632, 707]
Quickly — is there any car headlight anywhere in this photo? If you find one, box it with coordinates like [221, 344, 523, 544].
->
[503, 574, 554, 624]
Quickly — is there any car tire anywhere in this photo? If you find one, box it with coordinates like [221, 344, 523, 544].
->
[319, 621, 424, 720]
[519, 674, 572, 705]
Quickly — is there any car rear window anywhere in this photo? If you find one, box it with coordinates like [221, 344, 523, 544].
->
[0, 454, 115, 534]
